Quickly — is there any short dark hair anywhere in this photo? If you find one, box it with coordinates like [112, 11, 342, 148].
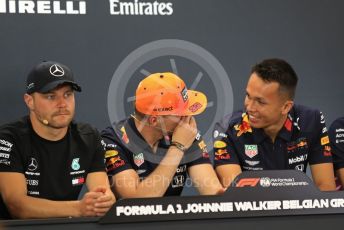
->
[251, 58, 298, 99]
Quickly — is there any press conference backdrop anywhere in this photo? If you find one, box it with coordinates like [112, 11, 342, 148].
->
[0, 0, 343, 194]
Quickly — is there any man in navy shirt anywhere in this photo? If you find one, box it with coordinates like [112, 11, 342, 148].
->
[329, 117, 344, 189]
[102, 72, 223, 198]
[214, 58, 336, 191]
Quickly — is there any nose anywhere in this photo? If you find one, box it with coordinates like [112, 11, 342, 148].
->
[56, 96, 67, 108]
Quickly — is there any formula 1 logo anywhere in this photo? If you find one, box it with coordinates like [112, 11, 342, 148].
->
[235, 178, 260, 187]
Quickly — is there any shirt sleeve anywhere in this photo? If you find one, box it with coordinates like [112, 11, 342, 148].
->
[213, 121, 240, 167]
[329, 117, 344, 170]
[87, 129, 107, 173]
[101, 127, 132, 177]
[0, 131, 24, 173]
[308, 111, 333, 165]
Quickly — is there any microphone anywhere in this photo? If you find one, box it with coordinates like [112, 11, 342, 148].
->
[37, 114, 49, 126]
[34, 113, 50, 126]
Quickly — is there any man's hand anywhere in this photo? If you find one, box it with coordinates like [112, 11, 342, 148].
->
[79, 190, 104, 217]
[172, 116, 198, 149]
[79, 186, 115, 217]
[216, 187, 227, 195]
[93, 187, 116, 216]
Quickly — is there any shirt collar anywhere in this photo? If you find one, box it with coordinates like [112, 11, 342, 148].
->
[278, 114, 294, 141]
[124, 116, 151, 151]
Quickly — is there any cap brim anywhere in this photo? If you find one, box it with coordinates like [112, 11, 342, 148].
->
[38, 80, 82, 93]
[184, 90, 207, 116]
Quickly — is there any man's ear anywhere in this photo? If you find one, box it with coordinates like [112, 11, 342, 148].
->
[148, 116, 158, 126]
[282, 100, 294, 115]
[24, 93, 34, 111]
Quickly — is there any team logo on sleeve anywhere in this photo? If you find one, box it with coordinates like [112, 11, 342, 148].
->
[106, 156, 125, 170]
[100, 139, 107, 150]
[202, 152, 210, 158]
[198, 140, 208, 157]
[323, 145, 332, 157]
[245, 145, 258, 158]
[0, 139, 12, 165]
[0, 139, 13, 152]
[106, 150, 125, 171]
[214, 140, 226, 148]
[133, 152, 144, 167]
[120, 126, 129, 144]
[322, 127, 328, 134]
[234, 113, 252, 137]
[198, 140, 206, 149]
[213, 130, 228, 138]
[195, 132, 201, 141]
[105, 150, 118, 158]
[214, 140, 230, 160]
[320, 112, 326, 124]
[321, 136, 330, 145]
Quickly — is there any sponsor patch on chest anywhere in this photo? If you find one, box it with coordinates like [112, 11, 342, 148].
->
[133, 152, 144, 167]
[244, 145, 258, 158]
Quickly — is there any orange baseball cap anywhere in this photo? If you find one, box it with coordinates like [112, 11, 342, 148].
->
[135, 72, 207, 116]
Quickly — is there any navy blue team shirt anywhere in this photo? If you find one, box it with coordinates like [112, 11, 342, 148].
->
[101, 116, 211, 196]
[329, 117, 344, 170]
[213, 104, 333, 172]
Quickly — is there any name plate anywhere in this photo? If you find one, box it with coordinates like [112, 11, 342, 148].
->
[100, 170, 344, 224]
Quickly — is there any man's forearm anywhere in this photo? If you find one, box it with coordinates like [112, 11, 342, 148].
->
[6, 196, 81, 219]
[129, 146, 184, 198]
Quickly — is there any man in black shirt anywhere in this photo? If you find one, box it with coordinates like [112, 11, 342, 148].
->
[102, 72, 223, 198]
[329, 117, 344, 189]
[0, 61, 115, 219]
[213, 58, 336, 191]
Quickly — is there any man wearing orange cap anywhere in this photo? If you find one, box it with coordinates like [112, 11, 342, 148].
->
[101, 72, 224, 198]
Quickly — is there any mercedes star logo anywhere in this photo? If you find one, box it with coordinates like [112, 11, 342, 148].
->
[28, 157, 38, 171]
[49, 64, 65, 77]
